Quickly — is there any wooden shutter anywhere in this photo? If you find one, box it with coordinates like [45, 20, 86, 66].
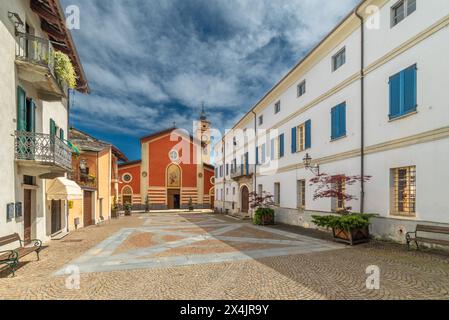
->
[50, 119, 57, 137]
[305, 120, 311, 149]
[331, 107, 338, 140]
[17, 86, 27, 131]
[389, 72, 401, 118]
[279, 134, 285, 158]
[291, 127, 297, 153]
[403, 64, 417, 113]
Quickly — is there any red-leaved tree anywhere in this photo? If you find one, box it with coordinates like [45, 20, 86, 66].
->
[310, 173, 371, 214]
[249, 192, 275, 210]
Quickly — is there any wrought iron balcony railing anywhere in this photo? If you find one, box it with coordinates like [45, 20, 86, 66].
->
[14, 131, 72, 172]
[230, 164, 255, 180]
[70, 170, 98, 189]
[15, 31, 55, 75]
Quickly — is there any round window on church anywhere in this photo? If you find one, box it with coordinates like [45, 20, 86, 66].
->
[122, 173, 132, 183]
[169, 150, 179, 162]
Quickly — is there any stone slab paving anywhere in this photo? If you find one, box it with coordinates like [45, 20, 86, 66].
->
[1, 212, 449, 300]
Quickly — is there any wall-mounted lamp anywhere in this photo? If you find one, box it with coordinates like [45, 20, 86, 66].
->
[303, 153, 320, 175]
[8, 12, 24, 30]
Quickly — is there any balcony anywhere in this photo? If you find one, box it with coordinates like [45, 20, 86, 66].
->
[70, 170, 97, 189]
[14, 131, 72, 176]
[15, 32, 67, 101]
[231, 164, 255, 181]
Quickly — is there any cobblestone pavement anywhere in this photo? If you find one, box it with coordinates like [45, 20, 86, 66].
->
[1, 213, 449, 300]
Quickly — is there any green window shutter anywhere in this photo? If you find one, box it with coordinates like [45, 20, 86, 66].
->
[339, 103, 346, 136]
[279, 134, 285, 158]
[331, 107, 338, 140]
[60, 128, 65, 141]
[30, 100, 36, 133]
[17, 86, 27, 131]
[50, 119, 57, 137]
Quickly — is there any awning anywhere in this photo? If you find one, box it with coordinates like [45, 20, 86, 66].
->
[47, 178, 83, 201]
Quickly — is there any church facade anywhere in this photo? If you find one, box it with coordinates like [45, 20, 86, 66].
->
[118, 113, 215, 210]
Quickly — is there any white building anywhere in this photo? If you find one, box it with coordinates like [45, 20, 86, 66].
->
[214, 0, 449, 241]
[0, 0, 88, 244]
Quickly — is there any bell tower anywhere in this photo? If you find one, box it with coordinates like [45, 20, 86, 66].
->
[196, 103, 211, 164]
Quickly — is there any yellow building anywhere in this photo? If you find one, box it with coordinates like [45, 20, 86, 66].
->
[68, 128, 127, 230]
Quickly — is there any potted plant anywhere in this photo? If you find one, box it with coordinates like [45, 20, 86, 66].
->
[111, 196, 119, 219]
[309, 173, 374, 245]
[188, 197, 194, 211]
[124, 203, 132, 216]
[250, 192, 275, 226]
[53, 51, 77, 89]
[312, 213, 376, 245]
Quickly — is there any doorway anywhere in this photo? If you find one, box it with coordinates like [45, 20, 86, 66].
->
[83, 191, 93, 227]
[51, 200, 62, 234]
[241, 186, 249, 213]
[168, 189, 181, 210]
[24, 190, 32, 244]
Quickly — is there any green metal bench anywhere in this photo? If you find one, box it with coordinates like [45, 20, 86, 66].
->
[0, 233, 42, 277]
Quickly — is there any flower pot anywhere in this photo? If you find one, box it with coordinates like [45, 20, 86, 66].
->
[332, 227, 370, 246]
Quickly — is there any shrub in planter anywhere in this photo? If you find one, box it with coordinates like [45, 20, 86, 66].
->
[312, 213, 376, 245]
[253, 208, 275, 226]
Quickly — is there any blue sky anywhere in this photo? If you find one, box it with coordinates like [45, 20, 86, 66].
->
[62, 0, 359, 161]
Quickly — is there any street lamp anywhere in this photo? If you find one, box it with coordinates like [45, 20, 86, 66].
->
[303, 153, 320, 175]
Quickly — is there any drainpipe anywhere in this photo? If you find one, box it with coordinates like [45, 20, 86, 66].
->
[251, 111, 257, 193]
[355, 4, 365, 213]
[222, 136, 226, 214]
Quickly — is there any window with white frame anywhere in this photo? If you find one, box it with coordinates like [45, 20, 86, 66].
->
[297, 80, 306, 98]
[391, 0, 416, 27]
[332, 47, 346, 72]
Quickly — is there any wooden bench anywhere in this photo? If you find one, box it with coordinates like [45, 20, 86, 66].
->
[0, 233, 42, 277]
[406, 225, 449, 250]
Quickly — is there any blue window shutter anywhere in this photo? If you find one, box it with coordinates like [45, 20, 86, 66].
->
[291, 127, 297, 153]
[403, 64, 417, 113]
[340, 103, 346, 136]
[305, 120, 311, 149]
[245, 152, 249, 173]
[256, 146, 259, 165]
[331, 107, 338, 139]
[279, 134, 285, 158]
[389, 72, 401, 118]
[271, 139, 275, 160]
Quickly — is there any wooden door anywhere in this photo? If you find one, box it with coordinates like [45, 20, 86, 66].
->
[24, 190, 32, 244]
[167, 189, 180, 210]
[241, 186, 249, 213]
[83, 191, 93, 227]
[51, 200, 62, 234]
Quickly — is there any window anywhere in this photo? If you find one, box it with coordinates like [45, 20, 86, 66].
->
[332, 47, 346, 71]
[226, 188, 229, 195]
[297, 180, 306, 209]
[274, 183, 281, 206]
[259, 115, 264, 126]
[331, 103, 346, 140]
[391, 0, 416, 27]
[279, 134, 285, 158]
[233, 187, 236, 195]
[274, 101, 281, 114]
[271, 135, 284, 160]
[122, 173, 132, 183]
[292, 120, 311, 153]
[258, 184, 263, 195]
[261, 143, 266, 164]
[331, 176, 346, 212]
[391, 166, 416, 216]
[389, 64, 417, 120]
[297, 80, 306, 97]
[226, 164, 229, 176]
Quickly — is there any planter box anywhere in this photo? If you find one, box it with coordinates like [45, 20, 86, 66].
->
[332, 227, 370, 246]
